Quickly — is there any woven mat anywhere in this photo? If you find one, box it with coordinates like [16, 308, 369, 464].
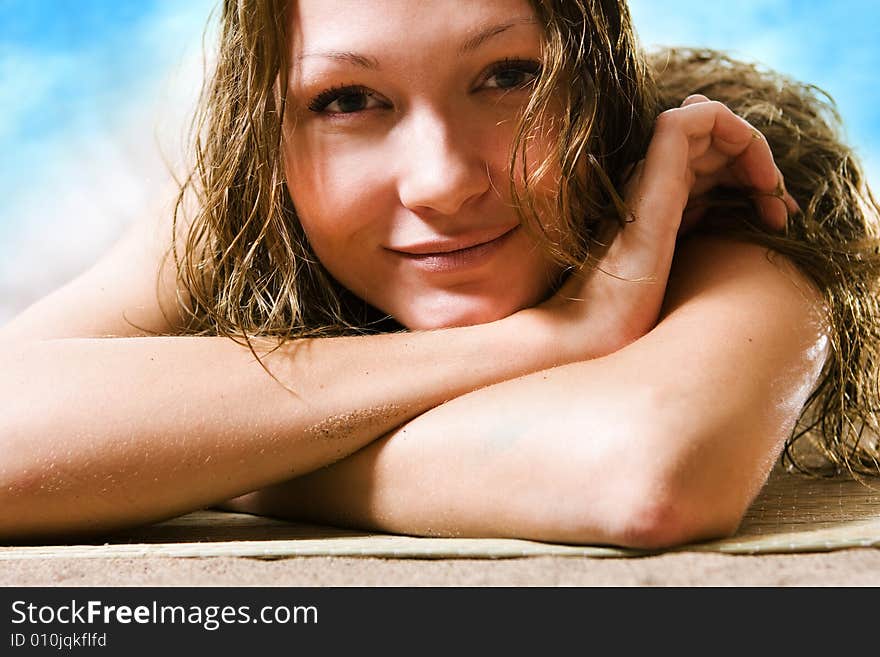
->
[2, 467, 879, 560]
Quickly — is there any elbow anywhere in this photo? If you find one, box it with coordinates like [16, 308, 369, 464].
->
[609, 482, 743, 550]
[605, 431, 750, 549]
[563, 421, 746, 550]
[599, 393, 748, 550]
[539, 454, 746, 550]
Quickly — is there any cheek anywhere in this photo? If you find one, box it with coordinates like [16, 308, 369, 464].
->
[282, 130, 388, 248]
[280, 127, 401, 307]
[511, 117, 567, 239]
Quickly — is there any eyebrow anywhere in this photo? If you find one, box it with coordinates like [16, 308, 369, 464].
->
[295, 16, 538, 70]
[458, 17, 538, 55]
[296, 51, 380, 70]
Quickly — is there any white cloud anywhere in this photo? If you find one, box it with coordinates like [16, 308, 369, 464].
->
[0, 4, 214, 325]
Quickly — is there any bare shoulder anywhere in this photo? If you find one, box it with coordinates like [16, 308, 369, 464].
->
[639, 232, 828, 463]
[0, 208, 191, 341]
[602, 232, 827, 406]
[621, 232, 829, 455]
[660, 233, 825, 334]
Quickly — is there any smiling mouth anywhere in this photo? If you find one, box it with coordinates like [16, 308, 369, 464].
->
[389, 226, 519, 273]
[390, 226, 519, 256]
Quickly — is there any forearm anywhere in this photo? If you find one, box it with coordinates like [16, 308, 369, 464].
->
[223, 358, 650, 546]
[224, 333, 809, 550]
[224, 238, 827, 548]
[0, 315, 557, 539]
[223, 352, 711, 548]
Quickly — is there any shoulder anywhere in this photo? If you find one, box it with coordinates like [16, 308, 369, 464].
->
[0, 207, 192, 341]
[661, 234, 825, 333]
[608, 235, 829, 542]
[624, 233, 829, 454]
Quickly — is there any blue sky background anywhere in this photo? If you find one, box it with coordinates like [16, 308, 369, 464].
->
[1, 0, 878, 323]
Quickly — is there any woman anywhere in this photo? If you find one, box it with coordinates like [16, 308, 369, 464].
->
[1, 0, 877, 548]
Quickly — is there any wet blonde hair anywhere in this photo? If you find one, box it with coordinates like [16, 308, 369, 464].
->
[172, 0, 880, 478]
[645, 48, 880, 479]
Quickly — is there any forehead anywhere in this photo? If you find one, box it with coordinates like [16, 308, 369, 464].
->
[289, 0, 539, 52]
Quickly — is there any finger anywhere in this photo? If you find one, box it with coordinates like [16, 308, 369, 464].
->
[691, 167, 740, 197]
[689, 136, 801, 223]
[636, 106, 711, 236]
[681, 93, 710, 107]
[733, 128, 789, 229]
[672, 101, 792, 229]
[677, 102, 778, 190]
[784, 189, 800, 216]
[689, 147, 734, 179]
[610, 119, 696, 277]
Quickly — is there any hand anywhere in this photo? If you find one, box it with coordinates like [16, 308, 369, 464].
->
[528, 95, 797, 362]
[674, 94, 799, 233]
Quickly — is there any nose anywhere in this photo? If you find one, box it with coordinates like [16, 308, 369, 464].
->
[395, 109, 491, 216]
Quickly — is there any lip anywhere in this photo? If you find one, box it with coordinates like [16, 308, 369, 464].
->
[388, 226, 519, 255]
[387, 226, 520, 273]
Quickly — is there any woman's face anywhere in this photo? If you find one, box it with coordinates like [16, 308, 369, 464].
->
[283, 0, 564, 329]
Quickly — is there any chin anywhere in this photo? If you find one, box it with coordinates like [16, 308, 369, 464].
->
[394, 298, 524, 331]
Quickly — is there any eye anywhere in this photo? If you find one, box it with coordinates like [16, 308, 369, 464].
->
[307, 85, 387, 115]
[481, 59, 542, 91]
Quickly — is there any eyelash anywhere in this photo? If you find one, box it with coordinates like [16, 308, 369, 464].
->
[306, 58, 543, 115]
[481, 58, 543, 90]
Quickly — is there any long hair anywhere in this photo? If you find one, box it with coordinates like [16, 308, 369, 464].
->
[171, 0, 880, 478]
[171, 0, 384, 345]
[646, 48, 880, 479]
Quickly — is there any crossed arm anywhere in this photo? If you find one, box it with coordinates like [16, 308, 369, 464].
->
[0, 232, 823, 547]
[0, 98, 825, 547]
[220, 235, 826, 549]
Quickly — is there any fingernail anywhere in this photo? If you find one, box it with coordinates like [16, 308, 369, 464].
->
[773, 177, 785, 198]
[776, 203, 789, 232]
[774, 174, 801, 216]
[681, 94, 710, 107]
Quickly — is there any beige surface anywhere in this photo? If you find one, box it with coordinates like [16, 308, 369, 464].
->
[2, 465, 878, 560]
[3, 550, 879, 586]
[1, 467, 878, 586]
